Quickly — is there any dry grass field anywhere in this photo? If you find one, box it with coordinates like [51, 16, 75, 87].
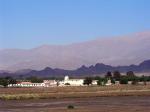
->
[0, 85, 150, 112]
[0, 85, 150, 100]
[0, 96, 150, 112]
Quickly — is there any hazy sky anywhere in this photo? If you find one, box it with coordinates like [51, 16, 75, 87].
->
[0, 0, 150, 49]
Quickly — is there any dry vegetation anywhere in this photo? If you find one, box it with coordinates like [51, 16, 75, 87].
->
[0, 85, 150, 100]
[1, 96, 150, 112]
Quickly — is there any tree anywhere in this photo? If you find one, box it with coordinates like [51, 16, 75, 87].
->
[0, 78, 8, 87]
[83, 77, 92, 86]
[131, 77, 139, 85]
[26, 76, 43, 83]
[97, 77, 107, 86]
[139, 75, 148, 82]
[111, 78, 115, 84]
[105, 71, 112, 78]
[119, 76, 128, 84]
[126, 71, 135, 77]
[113, 71, 121, 81]
[0, 77, 17, 87]
[8, 79, 17, 85]
[97, 78, 103, 86]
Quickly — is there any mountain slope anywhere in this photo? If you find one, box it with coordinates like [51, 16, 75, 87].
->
[0, 31, 150, 71]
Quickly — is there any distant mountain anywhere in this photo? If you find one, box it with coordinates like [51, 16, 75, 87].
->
[0, 60, 150, 78]
[0, 31, 150, 71]
[15, 69, 33, 74]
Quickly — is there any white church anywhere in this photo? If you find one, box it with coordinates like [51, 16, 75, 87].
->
[59, 76, 84, 86]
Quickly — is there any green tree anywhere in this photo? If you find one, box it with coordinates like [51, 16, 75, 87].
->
[131, 76, 139, 85]
[83, 77, 92, 86]
[97, 77, 107, 86]
[111, 78, 115, 84]
[0, 78, 8, 87]
[97, 78, 103, 86]
[119, 76, 128, 84]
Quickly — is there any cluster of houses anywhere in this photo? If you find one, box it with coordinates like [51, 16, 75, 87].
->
[8, 76, 102, 87]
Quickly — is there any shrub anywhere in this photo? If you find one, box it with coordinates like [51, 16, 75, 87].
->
[111, 78, 115, 84]
[132, 80, 138, 85]
[97, 80, 103, 86]
[119, 76, 128, 84]
[65, 83, 70, 85]
[67, 105, 74, 109]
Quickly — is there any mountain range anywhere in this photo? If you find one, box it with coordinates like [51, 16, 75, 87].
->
[0, 31, 150, 71]
[0, 59, 150, 78]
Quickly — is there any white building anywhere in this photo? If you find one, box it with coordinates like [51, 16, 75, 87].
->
[8, 82, 45, 87]
[8, 80, 57, 87]
[43, 80, 57, 87]
[105, 79, 112, 86]
[60, 76, 84, 86]
[59, 76, 98, 86]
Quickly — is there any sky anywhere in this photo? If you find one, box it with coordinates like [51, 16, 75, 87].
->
[0, 0, 150, 49]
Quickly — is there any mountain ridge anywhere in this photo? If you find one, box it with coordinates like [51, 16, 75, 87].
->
[0, 59, 150, 78]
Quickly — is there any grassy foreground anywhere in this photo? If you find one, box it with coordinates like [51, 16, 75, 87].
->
[0, 85, 150, 100]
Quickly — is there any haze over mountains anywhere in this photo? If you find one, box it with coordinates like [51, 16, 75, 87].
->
[0, 31, 150, 71]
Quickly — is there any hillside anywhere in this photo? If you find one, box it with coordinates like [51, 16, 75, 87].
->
[0, 31, 150, 71]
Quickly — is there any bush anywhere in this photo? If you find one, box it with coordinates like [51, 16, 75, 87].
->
[0, 78, 8, 87]
[97, 80, 103, 86]
[67, 105, 74, 109]
[119, 76, 128, 84]
[97, 78, 107, 86]
[111, 78, 115, 84]
[132, 80, 138, 85]
[65, 83, 70, 85]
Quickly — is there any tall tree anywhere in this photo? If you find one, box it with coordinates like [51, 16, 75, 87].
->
[105, 71, 112, 78]
[113, 71, 121, 81]
[126, 71, 135, 77]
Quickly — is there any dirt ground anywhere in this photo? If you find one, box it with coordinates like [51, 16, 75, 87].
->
[0, 96, 150, 112]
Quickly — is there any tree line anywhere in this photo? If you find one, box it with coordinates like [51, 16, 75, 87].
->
[0, 71, 150, 87]
[83, 71, 150, 85]
[0, 76, 43, 87]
